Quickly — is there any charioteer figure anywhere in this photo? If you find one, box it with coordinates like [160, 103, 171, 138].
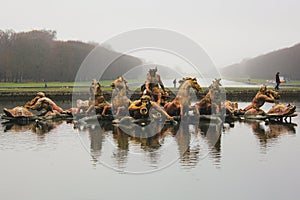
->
[142, 67, 168, 105]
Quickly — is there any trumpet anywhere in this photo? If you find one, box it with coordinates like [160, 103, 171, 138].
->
[139, 103, 148, 115]
[267, 89, 280, 99]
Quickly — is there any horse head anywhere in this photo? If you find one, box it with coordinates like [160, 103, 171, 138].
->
[209, 78, 222, 90]
[111, 76, 129, 98]
[111, 76, 128, 90]
[90, 79, 102, 96]
[266, 88, 280, 99]
[178, 77, 201, 92]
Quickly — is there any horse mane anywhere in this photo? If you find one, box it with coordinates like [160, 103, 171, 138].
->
[112, 76, 129, 96]
[209, 78, 222, 90]
[120, 76, 129, 91]
[178, 77, 193, 89]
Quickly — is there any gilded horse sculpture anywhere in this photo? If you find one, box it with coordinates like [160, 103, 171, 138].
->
[85, 80, 110, 115]
[69, 79, 104, 114]
[101, 76, 131, 117]
[165, 77, 201, 116]
[193, 78, 222, 115]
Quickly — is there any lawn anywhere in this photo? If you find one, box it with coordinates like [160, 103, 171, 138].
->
[1, 79, 300, 93]
[0, 79, 144, 87]
[0, 80, 143, 92]
[224, 77, 300, 85]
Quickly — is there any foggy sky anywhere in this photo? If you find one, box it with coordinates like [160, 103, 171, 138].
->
[1, 0, 299, 68]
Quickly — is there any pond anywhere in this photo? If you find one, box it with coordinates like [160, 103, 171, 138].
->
[0, 100, 300, 200]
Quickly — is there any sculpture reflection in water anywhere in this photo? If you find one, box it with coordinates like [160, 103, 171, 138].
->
[84, 119, 222, 170]
[173, 122, 222, 168]
[243, 120, 296, 148]
[1, 120, 64, 142]
[84, 120, 113, 165]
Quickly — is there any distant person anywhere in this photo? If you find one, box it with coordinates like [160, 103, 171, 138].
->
[275, 72, 280, 90]
[173, 79, 177, 88]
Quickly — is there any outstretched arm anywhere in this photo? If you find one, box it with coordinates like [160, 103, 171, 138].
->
[151, 101, 173, 120]
[29, 99, 42, 110]
[261, 94, 275, 103]
[24, 97, 40, 108]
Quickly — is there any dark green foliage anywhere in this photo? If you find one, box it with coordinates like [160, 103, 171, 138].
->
[0, 29, 143, 82]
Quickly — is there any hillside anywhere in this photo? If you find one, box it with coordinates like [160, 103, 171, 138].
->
[221, 43, 300, 80]
[0, 29, 142, 82]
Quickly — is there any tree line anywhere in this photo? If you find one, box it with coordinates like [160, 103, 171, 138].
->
[221, 43, 300, 80]
[0, 29, 143, 82]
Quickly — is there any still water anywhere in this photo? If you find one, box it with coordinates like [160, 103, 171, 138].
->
[0, 100, 300, 200]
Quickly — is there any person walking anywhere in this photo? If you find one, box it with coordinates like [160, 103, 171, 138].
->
[173, 79, 177, 88]
[275, 72, 280, 90]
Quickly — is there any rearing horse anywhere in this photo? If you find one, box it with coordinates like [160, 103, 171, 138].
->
[111, 76, 129, 96]
[102, 76, 131, 117]
[165, 77, 201, 116]
[193, 78, 223, 115]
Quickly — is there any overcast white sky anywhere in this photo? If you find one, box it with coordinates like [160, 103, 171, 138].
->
[1, 0, 299, 68]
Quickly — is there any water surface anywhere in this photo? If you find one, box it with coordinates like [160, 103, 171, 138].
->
[0, 101, 299, 200]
